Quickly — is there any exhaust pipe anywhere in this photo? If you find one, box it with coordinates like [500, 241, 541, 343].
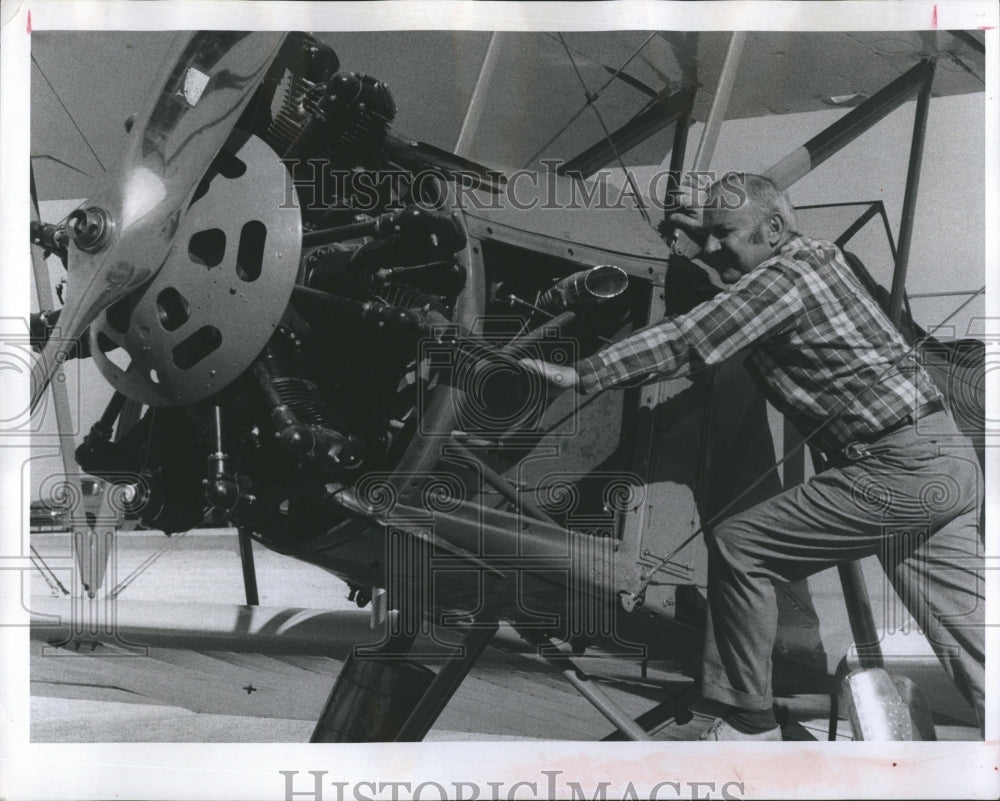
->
[536, 264, 628, 312]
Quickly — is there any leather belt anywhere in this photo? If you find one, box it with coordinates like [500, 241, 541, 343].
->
[841, 398, 947, 461]
[870, 397, 946, 440]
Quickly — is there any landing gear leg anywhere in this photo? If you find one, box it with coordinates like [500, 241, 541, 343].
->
[393, 621, 499, 741]
[236, 527, 260, 606]
[310, 620, 498, 742]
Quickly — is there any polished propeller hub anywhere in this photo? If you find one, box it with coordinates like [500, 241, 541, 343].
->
[29, 31, 287, 414]
[66, 207, 113, 253]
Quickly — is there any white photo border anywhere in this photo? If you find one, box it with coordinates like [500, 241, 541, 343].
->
[1, 2, 997, 799]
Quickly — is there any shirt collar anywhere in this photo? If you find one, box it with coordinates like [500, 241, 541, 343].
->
[778, 235, 808, 256]
[753, 235, 808, 274]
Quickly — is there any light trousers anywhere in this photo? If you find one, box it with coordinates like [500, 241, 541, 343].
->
[700, 411, 985, 729]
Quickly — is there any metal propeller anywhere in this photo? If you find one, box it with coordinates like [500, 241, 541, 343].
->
[30, 31, 286, 413]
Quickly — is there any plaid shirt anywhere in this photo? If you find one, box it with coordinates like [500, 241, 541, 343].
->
[577, 236, 942, 454]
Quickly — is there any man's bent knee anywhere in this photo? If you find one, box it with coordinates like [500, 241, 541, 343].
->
[707, 515, 756, 557]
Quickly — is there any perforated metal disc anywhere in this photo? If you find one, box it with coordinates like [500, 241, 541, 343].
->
[91, 134, 302, 406]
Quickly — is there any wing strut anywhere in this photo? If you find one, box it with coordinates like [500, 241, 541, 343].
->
[764, 59, 936, 190]
[516, 627, 653, 741]
[888, 60, 936, 325]
[690, 31, 746, 173]
[601, 683, 701, 741]
[762, 60, 938, 672]
[686, 31, 745, 531]
[30, 166, 112, 599]
[454, 33, 508, 157]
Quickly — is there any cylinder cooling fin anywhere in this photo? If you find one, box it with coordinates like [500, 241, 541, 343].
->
[261, 33, 342, 155]
[262, 34, 396, 172]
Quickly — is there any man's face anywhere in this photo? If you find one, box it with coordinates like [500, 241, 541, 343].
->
[701, 203, 775, 284]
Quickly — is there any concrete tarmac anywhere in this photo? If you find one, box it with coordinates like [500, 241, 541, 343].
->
[30, 528, 678, 742]
[28, 527, 978, 742]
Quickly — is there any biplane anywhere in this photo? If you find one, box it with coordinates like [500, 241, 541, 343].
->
[25, 28, 987, 742]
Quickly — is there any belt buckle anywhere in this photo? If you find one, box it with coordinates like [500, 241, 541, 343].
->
[843, 441, 869, 461]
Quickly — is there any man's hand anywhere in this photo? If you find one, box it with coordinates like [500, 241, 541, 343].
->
[519, 358, 579, 390]
[661, 175, 710, 245]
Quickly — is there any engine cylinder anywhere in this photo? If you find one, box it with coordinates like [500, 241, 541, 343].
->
[258, 328, 337, 428]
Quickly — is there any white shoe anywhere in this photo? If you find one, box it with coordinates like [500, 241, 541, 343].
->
[700, 718, 782, 741]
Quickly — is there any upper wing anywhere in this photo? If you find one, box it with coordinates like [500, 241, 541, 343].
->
[32, 30, 985, 201]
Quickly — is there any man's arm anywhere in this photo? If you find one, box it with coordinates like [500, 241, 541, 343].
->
[519, 358, 579, 390]
[574, 262, 804, 393]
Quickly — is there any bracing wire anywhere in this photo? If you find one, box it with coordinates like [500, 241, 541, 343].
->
[522, 32, 659, 169]
[31, 54, 106, 174]
[556, 34, 654, 229]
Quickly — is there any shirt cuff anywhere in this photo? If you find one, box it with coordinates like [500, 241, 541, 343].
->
[575, 354, 610, 395]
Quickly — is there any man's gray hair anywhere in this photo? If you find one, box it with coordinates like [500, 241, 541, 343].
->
[710, 172, 799, 233]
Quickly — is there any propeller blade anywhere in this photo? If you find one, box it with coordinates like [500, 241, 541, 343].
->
[31, 31, 286, 413]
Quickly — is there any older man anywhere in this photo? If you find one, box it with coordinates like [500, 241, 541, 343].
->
[524, 173, 984, 740]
